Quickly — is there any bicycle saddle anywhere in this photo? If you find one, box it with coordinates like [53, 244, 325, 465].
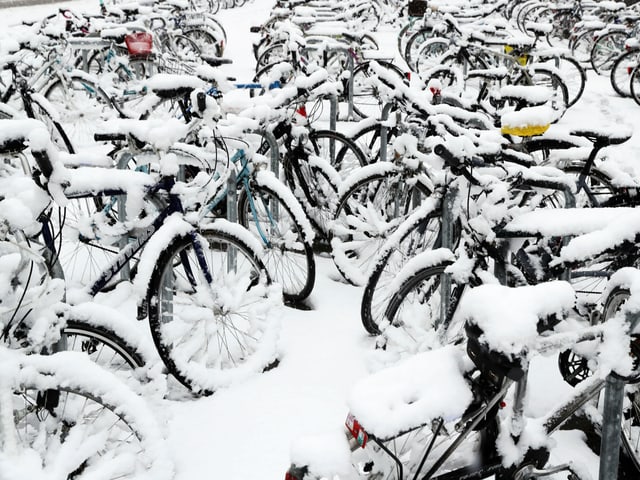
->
[459, 282, 575, 380]
[201, 55, 233, 68]
[145, 74, 205, 100]
[570, 128, 632, 147]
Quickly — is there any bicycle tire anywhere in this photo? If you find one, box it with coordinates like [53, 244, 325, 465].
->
[256, 42, 289, 72]
[183, 27, 223, 57]
[361, 208, 445, 335]
[610, 49, 640, 97]
[147, 223, 279, 395]
[237, 179, 316, 303]
[43, 74, 112, 149]
[382, 258, 466, 351]
[331, 165, 432, 286]
[404, 26, 435, 68]
[62, 318, 145, 370]
[414, 37, 450, 74]
[309, 129, 369, 179]
[515, 67, 569, 119]
[591, 31, 628, 76]
[570, 28, 597, 65]
[349, 121, 397, 164]
[8, 350, 173, 480]
[284, 152, 341, 239]
[630, 64, 640, 106]
[537, 55, 586, 107]
[349, 60, 408, 120]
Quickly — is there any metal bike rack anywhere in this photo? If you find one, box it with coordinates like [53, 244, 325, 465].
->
[379, 102, 394, 164]
[67, 37, 111, 73]
[437, 183, 457, 335]
[319, 45, 355, 120]
[255, 128, 280, 177]
[117, 151, 134, 281]
[599, 309, 640, 480]
[226, 167, 238, 271]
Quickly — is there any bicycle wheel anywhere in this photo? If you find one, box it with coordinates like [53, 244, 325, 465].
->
[61, 318, 145, 371]
[537, 55, 586, 107]
[610, 49, 640, 97]
[284, 153, 341, 239]
[331, 164, 431, 286]
[361, 208, 444, 335]
[414, 37, 450, 75]
[183, 28, 223, 57]
[7, 351, 172, 480]
[591, 31, 628, 76]
[630, 64, 640, 106]
[43, 74, 112, 149]
[309, 129, 368, 179]
[515, 67, 569, 119]
[238, 177, 316, 303]
[403, 26, 434, 68]
[570, 28, 597, 65]
[147, 223, 279, 395]
[349, 60, 408, 120]
[349, 122, 397, 164]
[27, 97, 74, 154]
[256, 42, 289, 71]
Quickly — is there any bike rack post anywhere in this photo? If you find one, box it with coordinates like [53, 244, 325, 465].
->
[329, 94, 338, 132]
[117, 151, 134, 281]
[560, 187, 576, 283]
[599, 309, 640, 480]
[227, 167, 238, 271]
[379, 102, 395, 164]
[321, 45, 355, 120]
[258, 129, 280, 177]
[437, 183, 457, 334]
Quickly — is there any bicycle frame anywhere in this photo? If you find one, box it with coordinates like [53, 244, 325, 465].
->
[39, 175, 214, 300]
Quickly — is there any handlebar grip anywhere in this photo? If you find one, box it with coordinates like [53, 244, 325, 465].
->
[433, 144, 459, 167]
[94, 133, 126, 142]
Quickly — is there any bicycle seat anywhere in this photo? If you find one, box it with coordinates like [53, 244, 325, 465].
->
[569, 128, 632, 146]
[460, 282, 575, 380]
[146, 74, 205, 100]
[201, 55, 233, 68]
[523, 21, 553, 37]
[500, 85, 551, 107]
[347, 345, 473, 440]
[0, 119, 45, 154]
[95, 118, 189, 151]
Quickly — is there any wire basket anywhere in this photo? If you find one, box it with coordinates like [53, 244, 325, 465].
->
[125, 32, 153, 56]
[158, 56, 196, 75]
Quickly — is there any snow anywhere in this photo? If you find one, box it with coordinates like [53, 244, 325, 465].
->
[348, 345, 473, 439]
[1, 0, 640, 478]
[456, 282, 576, 356]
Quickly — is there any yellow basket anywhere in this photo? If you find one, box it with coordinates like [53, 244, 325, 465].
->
[501, 123, 550, 137]
[504, 45, 529, 66]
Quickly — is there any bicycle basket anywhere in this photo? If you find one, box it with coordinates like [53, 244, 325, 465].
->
[125, 32, 153, 56]
[158, 57, 195, 75]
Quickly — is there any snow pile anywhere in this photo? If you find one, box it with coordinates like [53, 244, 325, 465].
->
[456, 282, 575, 356]
[348, 345, 472, 439]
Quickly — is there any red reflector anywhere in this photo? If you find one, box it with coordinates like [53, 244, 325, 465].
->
[628, 66, 633, 75]
[296, 105, 308, 118]
[430, 86, 441, 96]
[405, 71, 411, 81]
[345, 413, 368, 448]
[500, 401, 507, 408]
[285, 473, 300, 480]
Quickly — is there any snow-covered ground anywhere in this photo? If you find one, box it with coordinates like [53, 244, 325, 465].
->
[2, 0, 640, 478]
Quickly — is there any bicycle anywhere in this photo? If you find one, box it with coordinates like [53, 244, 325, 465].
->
[3, 117, 281, 395]
[286, 278, 640, 480]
